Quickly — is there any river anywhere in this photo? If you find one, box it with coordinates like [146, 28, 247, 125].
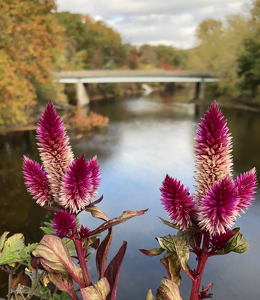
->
[0, 91, 260, 299]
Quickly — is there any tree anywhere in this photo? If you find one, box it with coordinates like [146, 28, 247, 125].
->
[196, 18, 222, 40]
[237, 37, 260, 97]
[236, 0, 260, 97]
[187, 15, 249, 96]
[0, 0, 64, 125]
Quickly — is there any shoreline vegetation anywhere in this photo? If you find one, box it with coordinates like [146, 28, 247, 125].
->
[2, 0, 260, 131]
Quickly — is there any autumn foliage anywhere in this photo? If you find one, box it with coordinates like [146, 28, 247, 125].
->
[0, 0, 64, 125]
[64, 104, 109, 131]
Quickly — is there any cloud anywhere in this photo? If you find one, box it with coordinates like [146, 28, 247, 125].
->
[56, 0, 251, 49]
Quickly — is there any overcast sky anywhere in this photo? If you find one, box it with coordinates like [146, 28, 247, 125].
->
[56, 0, 251, 49]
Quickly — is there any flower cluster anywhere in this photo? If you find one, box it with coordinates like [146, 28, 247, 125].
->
[23, 102, 101, 236]
[160, 101, 257, 237]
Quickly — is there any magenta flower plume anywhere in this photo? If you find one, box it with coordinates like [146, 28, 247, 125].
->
[195, 101, 233, 200]
[79, 225, 90, 240]
[235, 168, 257, 213]
[51, 210, 77, 238]
[23, 156, 52, 206]
[36, 102, 74, 203]
[87, 155, 101, 197]
[59, 155, 101, 213]
[198, 176, 239, 235]
[210, 228, 235, 250]
[160, 175, 197, 230]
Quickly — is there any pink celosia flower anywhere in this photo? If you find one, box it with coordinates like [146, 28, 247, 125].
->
[36, 102, 74, 203]
[87, 156, 101, 198]
[198, 176, 239, 234]
[51, 210, 77, 238]
[59, 155, 101, 213]
[210, 228, 235, 250]
[23, 156, 52, 206]
[235, 168, 257, 213]
[194, 101, 233, 200]
[160, 175, 197, 230]
[79, 225, 90, 240]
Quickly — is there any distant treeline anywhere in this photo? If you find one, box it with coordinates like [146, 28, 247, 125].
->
[1, 0, 260, 125]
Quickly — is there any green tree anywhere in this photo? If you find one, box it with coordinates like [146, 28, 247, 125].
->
[237, 37, 260, 97]
[187, 15, 249, 96]
[236, 0, 260, 97]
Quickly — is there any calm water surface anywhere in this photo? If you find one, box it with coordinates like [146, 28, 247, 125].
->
[1, 92, 260, 299]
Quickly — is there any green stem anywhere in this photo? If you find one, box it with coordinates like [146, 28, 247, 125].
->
[189, 232, 210, 300]
[72, 232, 91, 287]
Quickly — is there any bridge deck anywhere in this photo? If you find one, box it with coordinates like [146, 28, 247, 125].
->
[53, 70, 218, 83]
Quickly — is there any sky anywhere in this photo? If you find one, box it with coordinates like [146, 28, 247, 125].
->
[56, 0, 252, 49]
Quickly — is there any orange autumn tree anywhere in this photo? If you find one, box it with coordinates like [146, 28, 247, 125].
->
[0, 0, 64, 125]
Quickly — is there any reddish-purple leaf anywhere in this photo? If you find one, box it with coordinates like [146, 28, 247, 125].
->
[96, 228, 113, 280]
[48, 272, 79, 300]
[89, 209, 148, 236]
[32, 235, 85, 288]
[104, 241, 127, 300]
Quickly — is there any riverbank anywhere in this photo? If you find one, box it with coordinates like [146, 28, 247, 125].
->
[2, 87, 260, 135]
[193, 98, 260, 113]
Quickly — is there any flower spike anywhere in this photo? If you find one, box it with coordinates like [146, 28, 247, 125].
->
[210, 228, 235, 250]
[198, 175, 239, 235]
[23, 156, 52, 206]
[235, 168, 257, 213]
[36, 101, 74, 203]
[51, 210, 77, 238]
[160, 175, 197, 230]
[59, 155, 101, 213]
[195, 101, 233, 200]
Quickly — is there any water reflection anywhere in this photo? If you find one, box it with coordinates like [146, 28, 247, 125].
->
[0, 94, 260, 299]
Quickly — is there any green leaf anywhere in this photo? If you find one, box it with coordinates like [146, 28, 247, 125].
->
[140, 247, 165, 257]
[156, 235, 177, 254]
[156, 277, 182, 300]
[0, 233, 25, 266]
[62, 238, 76, 254]
[81, 277, 110, 300]
[156, 234, 192, 280]
[0, 252, 21, 266]
[159, 217, 181, 230]
[0, 232, 9, 252]
[216, 228, 250, 255]
[26, 243, 38, 252]
[160, 252, 181, 287]
[172, 235, 190, 274]
[40, 221, 55, 235]
[17, 240, 24, 250]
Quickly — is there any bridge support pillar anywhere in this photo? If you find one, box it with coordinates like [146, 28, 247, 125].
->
[195, 80, 205, 100]
[76, 82, 90, 106]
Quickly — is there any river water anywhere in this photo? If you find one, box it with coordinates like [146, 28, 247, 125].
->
[0, 91, 260, 299]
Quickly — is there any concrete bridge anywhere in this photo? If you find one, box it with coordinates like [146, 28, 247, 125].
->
[53, 70, 219, 105]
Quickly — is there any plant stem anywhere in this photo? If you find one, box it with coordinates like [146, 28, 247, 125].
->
[189, 232, 210, 300]
[72, 232, 92, 287]
[7, 266, 13, 300]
